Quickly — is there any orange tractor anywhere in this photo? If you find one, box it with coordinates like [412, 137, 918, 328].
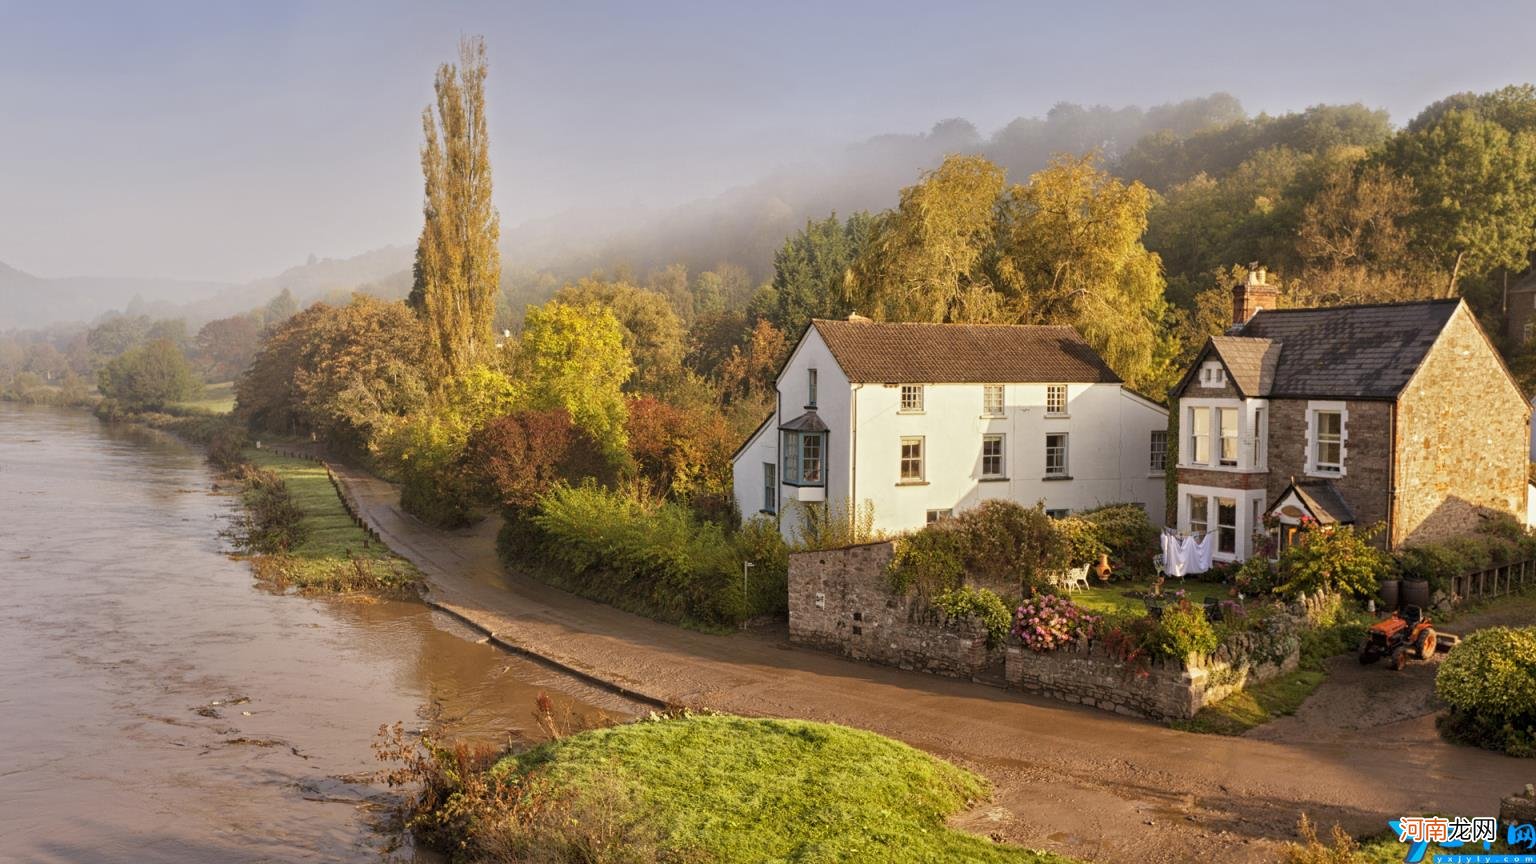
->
[1358, 605, 1438, 670]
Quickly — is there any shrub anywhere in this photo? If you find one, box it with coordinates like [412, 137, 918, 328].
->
[233, 465, 307, 553]
[736, 515, 789, 619]
[1011, 593, 1099, 652]
[787, 497, 881, 551]
[931, 586, 1011, 648]
[1076, 503, 1159, 581]
[525, 482, 747, 630]
[1054, 516, 1109, 570]
[1145, 600, 1219, 660]
[97, 338, 200, 411]
[888, 500, 1074, 597]
[1436, 626, 1536, 756]
[1274, 524, 1388, 600]
[205, 423, 249, 471]
[887, 522, 968, 595]
[1232, 556, 1278, 596]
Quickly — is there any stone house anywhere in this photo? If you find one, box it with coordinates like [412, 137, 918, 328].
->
[731, 316, 1169, 540]
[1170, 270, 1531, 562]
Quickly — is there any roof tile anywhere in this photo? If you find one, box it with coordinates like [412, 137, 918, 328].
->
[810, 319, 1120, 384]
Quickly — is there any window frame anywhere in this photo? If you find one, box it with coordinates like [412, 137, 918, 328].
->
[1305, 402, 1347, 477]
[807, 368, 818, 408]
[926, 508, 953, 524]
[780, 430, 825, 487]
[1045, 384, 1068, 416]
[1189, 494, 1209, 536]
[762, 462, 776, 514]
[1188, 406, 1211, 466]
[982, 384, 1005, 417]
[1216, 497, 1238, 555]
[899, 436, 925, 483]
[899, 384, 925, 413]
[981, 433, 1006, 479]
[1044, 432, 1069, 478]
[1217, 406, 1239, 467]
[1149, 429, 1168, 473]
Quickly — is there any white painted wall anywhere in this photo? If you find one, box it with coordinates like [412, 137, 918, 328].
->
[730, 326, 1169, 540]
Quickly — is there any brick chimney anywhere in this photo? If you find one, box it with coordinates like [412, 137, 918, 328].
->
[1232, 264, 1276, 326]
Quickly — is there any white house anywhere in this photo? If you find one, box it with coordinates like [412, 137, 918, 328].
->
[731, 316, 1169, 540]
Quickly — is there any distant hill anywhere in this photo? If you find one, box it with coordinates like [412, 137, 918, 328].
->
[0, 246, 415, 331]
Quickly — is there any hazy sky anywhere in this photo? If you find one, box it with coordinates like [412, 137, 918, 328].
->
[3, 0, 1535, 282]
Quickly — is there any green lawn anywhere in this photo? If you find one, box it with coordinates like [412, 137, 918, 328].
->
[494, 715, 1077, 863]
[171, 380, 236, 415]
[240, 449, 418, 594]
[1072, 579, 1230, 617]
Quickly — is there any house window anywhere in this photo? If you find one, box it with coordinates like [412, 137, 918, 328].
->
[1189, 495, 1209, 536]
[900, 385, 924, 413]
[981, 434, 1005, 478]
[1046, 384, 1068, 415]
[801, 434, 822, 483]
[1188, 407, 1210, 465]
[983, 384, 1004, 417]
[1217, 498, 1237, 555]
[807, 368, 817, 407]
[1044, 433, 1068, 477]
[781, 431, 824, 486]
[1218, 407, 1238, 467]
[762, 463, 776, 513]
[1200, 361, 1226, 388]
[1254, 407, 1267, 468]
[926, 509, 952, 524]
[1149, 430, 1167, 473]
[900, 436, 925, 482]
[1046, 508, 1070, 519]
[1312, 409, 1344, 474]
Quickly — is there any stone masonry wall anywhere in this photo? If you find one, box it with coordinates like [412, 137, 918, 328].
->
[1266, 398, 1393, 536]
[787, 542, 1002, 679]
[1005, 611, 1301, 721]
[1394, 304, 1530, 546]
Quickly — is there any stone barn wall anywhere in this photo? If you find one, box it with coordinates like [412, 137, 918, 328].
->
[787, 541, 1003, 680]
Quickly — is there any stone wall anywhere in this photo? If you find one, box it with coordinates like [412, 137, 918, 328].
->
[787, 541, 1003, 680]
[1005, 609, 1301, 721]
[1394, 304, 1530, 546]
[1266, 398, 1394, 536]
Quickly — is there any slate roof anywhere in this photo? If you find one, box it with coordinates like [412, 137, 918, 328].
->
[809, 319, 1121, 384]
[1208, 335, 1280, 396]
[779, 410, 829, 433]
[1222, 299, 1461, 400]
[1273, 479, 1356, 525]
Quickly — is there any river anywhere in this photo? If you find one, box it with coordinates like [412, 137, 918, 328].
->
[0, 404, 625, 862]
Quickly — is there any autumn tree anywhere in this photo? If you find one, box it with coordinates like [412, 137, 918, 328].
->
[995, 154, 1169, 390]
[1291, 160, 1439, 305]
[554, 277, 684, 392]
[409, 36, 501, 379]
[194, 313, 264, 382]
[846, 155, 1006, 323]
[514, 300, 634, 455]
[465, 408, 613, 513]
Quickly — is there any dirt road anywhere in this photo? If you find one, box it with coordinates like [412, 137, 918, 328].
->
[330, 463, 1533, 864]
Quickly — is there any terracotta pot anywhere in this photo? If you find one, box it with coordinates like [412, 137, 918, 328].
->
[1095, 553, 1112, 582]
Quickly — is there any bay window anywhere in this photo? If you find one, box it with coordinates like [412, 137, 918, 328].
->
[780, 431, 825, 486]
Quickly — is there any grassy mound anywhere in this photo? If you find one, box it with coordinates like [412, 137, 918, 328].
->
[460, 714, 1069, 864]
[240, 449, 417, 594]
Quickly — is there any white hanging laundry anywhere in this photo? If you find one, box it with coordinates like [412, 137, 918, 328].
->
[1193, 532, 1215, 573]
[1179, 534, 1199, 576]
[1161, 530, 1184, 577]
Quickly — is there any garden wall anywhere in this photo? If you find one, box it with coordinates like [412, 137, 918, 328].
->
[787, 541, 1004, 680]
[1005, 613, 1301, 721]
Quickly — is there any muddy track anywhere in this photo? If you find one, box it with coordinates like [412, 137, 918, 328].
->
[329, 461, 1534, 864]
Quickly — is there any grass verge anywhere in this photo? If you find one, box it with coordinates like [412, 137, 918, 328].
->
[398, 712, 1077, 864]
[169, 380, 236, 415]
[1174, 613, 1369, 736]
[1072, 580, 1229, 617]
[239, 448, 418, 595]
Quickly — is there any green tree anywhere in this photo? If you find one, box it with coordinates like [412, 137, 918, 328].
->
[1384, 108, 1536, 294]
[515, 300, 634, 455]
[97, 338, 199, 410]
[264, 288, 299, 325]
[847, 155, 1006, 323]
[770, 212, 873, 334]
[409, 35, 501, 379]
[995, 154, 1171, 390]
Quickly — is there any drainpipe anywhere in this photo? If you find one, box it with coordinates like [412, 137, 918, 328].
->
[850, 384, 862, 513]
[1388, 401, 1398, 548]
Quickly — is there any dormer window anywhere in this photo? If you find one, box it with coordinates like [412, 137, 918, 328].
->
[1199, 361, 1226, 388]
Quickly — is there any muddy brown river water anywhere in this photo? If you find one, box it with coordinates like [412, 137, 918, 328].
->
[0, 404, 626, 862]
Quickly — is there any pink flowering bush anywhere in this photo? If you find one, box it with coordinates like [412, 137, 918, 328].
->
[1011, 593, 1100, 652]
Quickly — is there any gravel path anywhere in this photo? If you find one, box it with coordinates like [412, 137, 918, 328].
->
[330, 462, 1533, 864]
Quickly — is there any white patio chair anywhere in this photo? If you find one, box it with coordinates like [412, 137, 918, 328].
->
[1065, 563, 1091, 593]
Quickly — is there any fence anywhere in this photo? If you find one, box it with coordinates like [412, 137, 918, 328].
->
[1449, 557, 1535, 605]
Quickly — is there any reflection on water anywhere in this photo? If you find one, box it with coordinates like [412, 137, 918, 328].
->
[0, 404, 626, 862]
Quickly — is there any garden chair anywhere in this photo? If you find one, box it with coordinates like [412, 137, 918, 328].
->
[1064, 563, 1090, 593]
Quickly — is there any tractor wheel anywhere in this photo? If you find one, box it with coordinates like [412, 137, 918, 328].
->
[1358, 637, 1379, 665]
[1417, 628, 1438, 660]
[1391, 647, 1409, 671]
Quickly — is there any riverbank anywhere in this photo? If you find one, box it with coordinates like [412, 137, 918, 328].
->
[325, 460, 1536, 864]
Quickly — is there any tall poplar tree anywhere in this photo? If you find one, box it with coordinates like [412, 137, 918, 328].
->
[410, 36, 501, 379]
